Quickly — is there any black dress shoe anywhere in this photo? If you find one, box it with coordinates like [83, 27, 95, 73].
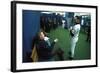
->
[69, 56, 74, 60]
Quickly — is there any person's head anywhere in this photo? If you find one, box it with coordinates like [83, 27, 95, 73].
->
[38, 31, 45, 40]
[74, 16, 80, 24]
[38, 29, 47, 40]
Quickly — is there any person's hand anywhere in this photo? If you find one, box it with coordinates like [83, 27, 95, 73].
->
[71, 29, 74, 33]
[69, 26, 72, 31]
[54, 38, 58, 43]
[70, 26, 72, 30]
[44, 37, 49, 41]
[70, 29, 74, 37]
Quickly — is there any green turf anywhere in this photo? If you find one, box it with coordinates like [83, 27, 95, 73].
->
[48, 27, 91, 61]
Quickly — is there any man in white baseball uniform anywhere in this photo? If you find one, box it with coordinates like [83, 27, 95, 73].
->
[69, 16, 81, 59]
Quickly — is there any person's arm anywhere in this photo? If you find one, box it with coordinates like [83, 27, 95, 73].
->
[69, 26, 75, 37]
[71, 26, 80, 37]
[44, 37, 51, 46]
[44, 37, 58, 49]
[49, 38, 58, 49]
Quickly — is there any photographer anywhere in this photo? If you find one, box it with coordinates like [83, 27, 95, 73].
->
[36, 31, 58, 61]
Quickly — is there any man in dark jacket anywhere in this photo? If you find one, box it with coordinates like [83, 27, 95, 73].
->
[36, 31, 58, 61]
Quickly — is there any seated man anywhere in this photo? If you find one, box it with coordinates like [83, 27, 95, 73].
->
[36, 31, 58, 62]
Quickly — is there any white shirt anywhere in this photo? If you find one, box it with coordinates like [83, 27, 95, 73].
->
[72, 24, 81, 38]
[44, 37, 51, 46]
[71, 24, 81, 43]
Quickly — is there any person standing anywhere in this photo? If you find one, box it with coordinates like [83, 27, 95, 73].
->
[69, 16, 81, 59]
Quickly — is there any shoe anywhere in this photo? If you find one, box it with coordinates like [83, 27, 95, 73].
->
[69, 56, 74, 60]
